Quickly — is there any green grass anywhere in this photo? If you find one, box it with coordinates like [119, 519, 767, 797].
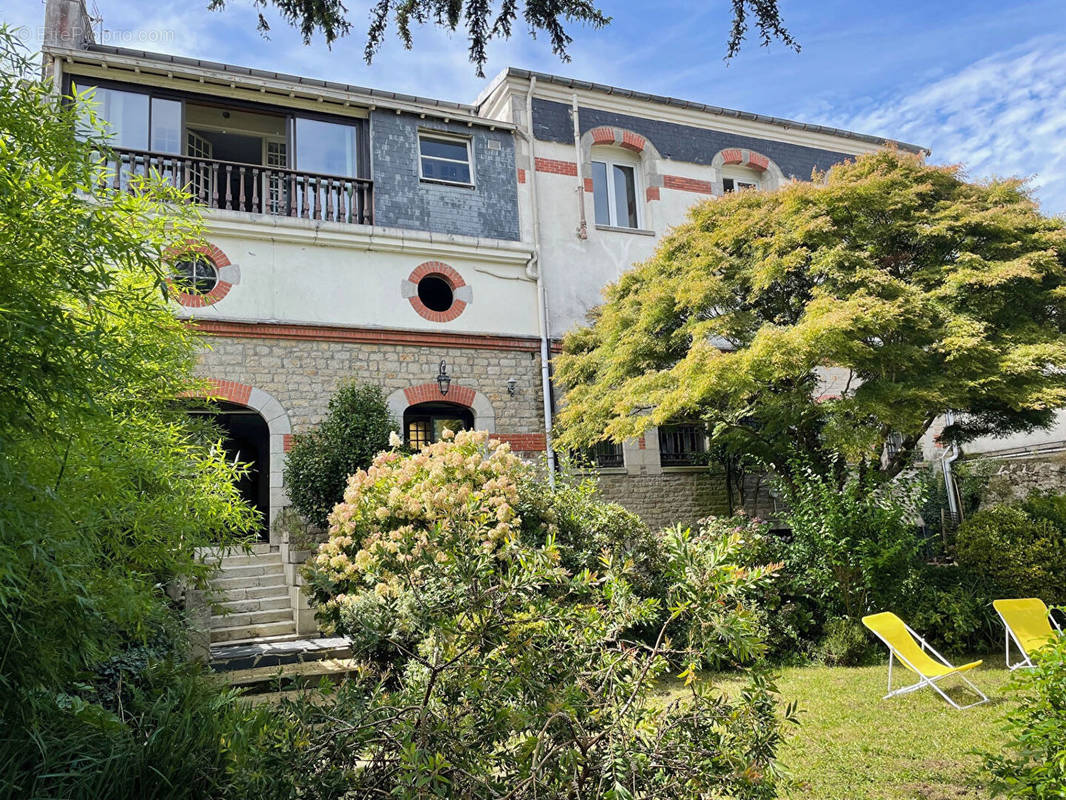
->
[659, 655, 1016, 800]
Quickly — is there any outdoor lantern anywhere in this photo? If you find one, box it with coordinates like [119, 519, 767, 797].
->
[436, 359, 451, 396]
[506, 377, 517, 396]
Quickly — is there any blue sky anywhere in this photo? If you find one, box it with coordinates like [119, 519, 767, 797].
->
[11, 0, 1066, 213]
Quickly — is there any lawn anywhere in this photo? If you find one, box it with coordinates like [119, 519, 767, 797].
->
[660, 655, 1016, 800]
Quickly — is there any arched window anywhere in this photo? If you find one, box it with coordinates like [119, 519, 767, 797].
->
[590, 147, 642, 229]
[403, 402, 475, 449]
[721, 165, 763, 193]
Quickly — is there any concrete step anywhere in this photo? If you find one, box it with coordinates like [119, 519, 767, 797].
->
[217, 552, 283, 569]
[225, 658, 360, 694]
[210, 608, 294, 630]
[217, 595, 291, 614]
[212, 572, 287, 592]
[216, 583, 291, 601]
[211, 636, 352, 672]
[199, 543, 273, 558]
[210, 620, 297, 644]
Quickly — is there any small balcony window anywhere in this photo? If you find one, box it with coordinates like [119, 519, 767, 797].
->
[658, 424, 707, 467]
[419, 133, 473, 185]
[591, 158, 640, 228]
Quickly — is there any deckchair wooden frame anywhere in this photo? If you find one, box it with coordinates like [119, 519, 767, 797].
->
[993, 598, 1063, 671]
[864, 614, 989, 710]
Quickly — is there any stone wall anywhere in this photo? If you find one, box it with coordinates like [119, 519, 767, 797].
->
[595, 470, 732, 532]
[977, 453, 1066, 504]
[195, 334, 544, 436]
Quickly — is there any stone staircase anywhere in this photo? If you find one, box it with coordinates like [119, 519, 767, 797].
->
[207, 544, 298, 645]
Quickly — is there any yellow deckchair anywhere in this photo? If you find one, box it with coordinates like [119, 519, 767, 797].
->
[862, 612, 988, 709]
[993, 598, 1063, 671]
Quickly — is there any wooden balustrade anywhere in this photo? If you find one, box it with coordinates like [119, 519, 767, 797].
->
[102, 147, 373, 226]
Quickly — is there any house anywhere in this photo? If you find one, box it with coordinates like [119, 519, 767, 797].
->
[42, 0, 926, 643]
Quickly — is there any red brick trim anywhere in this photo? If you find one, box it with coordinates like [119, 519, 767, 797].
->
[620, 131, 646, 152]
[169, 241, 234, 308]
[662, 175, 714, 194]
[191, 320, 543, 353]
[404, 382, 477, 408]
[517, 168, 526, 184]
[534, 157, 578, 176]
[283, 434, 293, 452]
[590, 126, 616, 145]
[491, 433, 547, 452]
[584, 177, 595, 193]
[721, 148, 744, 165]
[637, 435, 646, 450]
[747, 152, 770, 171]
[185, 378, 253, 405]
[645, 186, 660, 202]
[407, 261, 468, 323]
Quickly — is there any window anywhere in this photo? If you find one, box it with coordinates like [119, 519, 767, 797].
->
[722, 176, 758, 193]
[295, 117, 357, 177]
[419, 133, 472, 185]
[591, 159, 639, 228]
[572, 441, 624, 469]
[74, 84, 183, 154]
[403, 402, 474, 449]
[417, 274, 454, 312]
[658, 424, 707, 467]
[172, 254, 219, 294]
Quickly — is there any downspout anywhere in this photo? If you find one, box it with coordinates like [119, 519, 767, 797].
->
[941, 411, 961, 524]
[571, 94, 588, 240]
[521, 76, 557, 483]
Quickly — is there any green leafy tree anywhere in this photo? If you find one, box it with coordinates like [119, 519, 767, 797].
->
[283, 382, 396, 529]
[207, 0, 797, 76]
[0, 17, 254, 734]
[555, 151, 1066, 483]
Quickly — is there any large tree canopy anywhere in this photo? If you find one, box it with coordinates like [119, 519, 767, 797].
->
[207, 0, 797, 76]
[554, 151, 1066, 480]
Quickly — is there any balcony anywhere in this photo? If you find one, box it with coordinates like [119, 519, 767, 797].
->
[103, 147, 373, 225]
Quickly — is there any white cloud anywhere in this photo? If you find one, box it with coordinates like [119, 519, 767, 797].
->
[815, 35, 1066, 217]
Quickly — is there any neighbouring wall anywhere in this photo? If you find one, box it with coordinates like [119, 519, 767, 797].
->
[595, 471, 732, 532]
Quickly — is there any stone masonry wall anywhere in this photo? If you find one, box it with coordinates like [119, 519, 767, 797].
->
[195, 334, 544, 436]
[595, 470, 731, 532]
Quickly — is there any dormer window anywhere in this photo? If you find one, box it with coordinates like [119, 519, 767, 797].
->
[723, 177, 758, 193]
[591, 157, 640, 229]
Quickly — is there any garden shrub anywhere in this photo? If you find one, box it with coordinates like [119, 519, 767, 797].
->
[985, 630, 1066, 798]
[956, 505, 1066, 604]
[818, 618, 872, 666]
[301, 429, 793, 798]
[283, 382, 396, 528]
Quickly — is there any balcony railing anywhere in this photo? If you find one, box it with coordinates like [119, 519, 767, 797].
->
[102, 147, 373, 225]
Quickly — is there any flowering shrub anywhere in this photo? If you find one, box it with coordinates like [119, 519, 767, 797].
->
[296, 430, 793, 799]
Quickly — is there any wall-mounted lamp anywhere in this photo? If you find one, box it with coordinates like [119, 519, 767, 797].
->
[506, 377, 517, 397]
[436, 359, 451, 396]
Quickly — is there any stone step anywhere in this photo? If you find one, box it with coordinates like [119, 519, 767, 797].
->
[212, 573, 287, 592]
[217, 583, 291, 601]
[216, 552, 283, 569]
[211, 636, 352, 672]
[210, 608, 294, 630]
[215, 562, 285, 580]
[224, 658, 360, 694]
[217, 595, 291, 614]
[199, 543, 273, 558]
[210, 620, 297, 644]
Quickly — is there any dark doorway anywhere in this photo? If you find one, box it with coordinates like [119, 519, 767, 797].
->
[192, 401, 271, 540]
[403, 402, 474, 449]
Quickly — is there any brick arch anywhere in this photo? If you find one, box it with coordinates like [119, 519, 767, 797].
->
[386, 384, 496, 433]
[187, 378, 292, 534]
[168, 241, 241, 308]
[580, 127, 664, 202]
[403, 261, 472, 323]
[711, 148, 786, 191]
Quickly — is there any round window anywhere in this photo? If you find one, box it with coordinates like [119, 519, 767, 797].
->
[173, 254, 219, 294]
[417, 274, 454, 312]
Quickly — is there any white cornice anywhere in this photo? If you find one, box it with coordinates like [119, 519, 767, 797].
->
[203, 210, 534, 267]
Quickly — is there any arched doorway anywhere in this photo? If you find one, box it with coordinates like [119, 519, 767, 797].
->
[190, 401, 271, 539]
[403, 401, 475, 449]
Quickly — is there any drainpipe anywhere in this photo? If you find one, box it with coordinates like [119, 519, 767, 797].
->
[571, 94, 588, 240]
[941, 411, 961, 524]
[521, 76, 557, 483]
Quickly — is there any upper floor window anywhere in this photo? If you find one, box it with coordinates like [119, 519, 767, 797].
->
[721, 165, 762, 193]
[75, 83, 182, 154]
[571, 441, 624, 470]
[419, 133, 473, 185]
[172, 253, 219, 295]
[591, 157, 640, 228]
[658, 424, 707, 467]
[722, 176, 758, 193]
[295, 117, 357, 177]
